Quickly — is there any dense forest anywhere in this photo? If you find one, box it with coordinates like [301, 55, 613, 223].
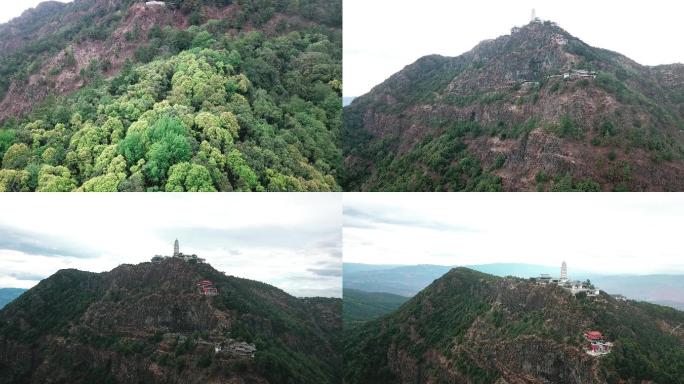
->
[0, 0, 341, 191]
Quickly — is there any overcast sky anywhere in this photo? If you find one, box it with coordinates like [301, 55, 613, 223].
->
[0, 193, 342, 298]
[0, 0, 72, 24]
[344, 0, 684, 97]
[344, 193, 684, 275]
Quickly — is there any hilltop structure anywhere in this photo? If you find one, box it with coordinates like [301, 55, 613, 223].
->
[560, 261, 568, 282]
[531, 9, 540, 23]
[151, 239, 206, 264]
[532, 262, 600, 297]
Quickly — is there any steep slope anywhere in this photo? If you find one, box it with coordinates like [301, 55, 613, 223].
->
[0, 258, 342, 384]
[344, 268, 684, 384]
[343, 20, 684, 191]
[0, 0, 342, 191]
[0, 288, 26, 309]
[342, 288, 408, 328]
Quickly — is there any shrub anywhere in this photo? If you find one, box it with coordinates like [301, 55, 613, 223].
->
[535, 170, 550, 183]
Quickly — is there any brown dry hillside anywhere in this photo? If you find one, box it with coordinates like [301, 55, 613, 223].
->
[343, 20, 684, 191]
[0, 0, 338, 123]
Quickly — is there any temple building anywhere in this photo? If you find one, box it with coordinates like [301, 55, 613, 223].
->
[584, 331, 613, 356]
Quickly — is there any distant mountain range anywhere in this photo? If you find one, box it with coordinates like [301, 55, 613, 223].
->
[344, 267, 684, 383]
[344, 263, 684, 310]
[0, 288, 26, 309]
[343, 96, 356, 107]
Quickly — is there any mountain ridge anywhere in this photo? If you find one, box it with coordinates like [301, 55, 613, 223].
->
[343, 20, 684, 191]
[0, 257, 342, 383]
[343, 262, 684, 310]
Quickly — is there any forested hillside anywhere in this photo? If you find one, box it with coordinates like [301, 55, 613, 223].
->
[342, 288, 408, 328]
[0, 0, 342, 191]
[344, 268, 684, 384]
[0, 258, 342, 383]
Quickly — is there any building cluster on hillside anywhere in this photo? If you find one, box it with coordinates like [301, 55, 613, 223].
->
[197, 280, 218, 296]
[151, 239, 206, 264]
[548, 69, 598, 80]
[144, 1, 166, 7]
[531, 261, 601, 297]
[214, 339, 257, 358]
[584, 331, 613, 356]
[165, 334, 257, 360]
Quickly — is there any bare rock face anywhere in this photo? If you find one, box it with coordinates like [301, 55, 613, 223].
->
[493, 337, 599, 384]
[344, 268, 684, 384]
[343, 21, 684, 191]
[0, 258, 341, 384]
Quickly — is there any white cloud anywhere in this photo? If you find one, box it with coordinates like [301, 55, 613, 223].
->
[343, 193, 684, 274]
[344, 0, 684, 96]
[0, 193, 342, 297]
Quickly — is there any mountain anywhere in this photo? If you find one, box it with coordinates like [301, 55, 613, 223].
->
[343, 263, 684, 310]
[0, 0, 342, 191]
[342, 288, 408, 328]
[0, 257, 341, 383]
[343, 96, 355, 107]
[343, 262, 406, 275]
[343, 20, 684, 191]
[344, 267, 684, 383]
[344, 264, 453, 296]
[0, 288, 26, 309]
[592, 275, 684, 311]
[343, 263, 554, 297]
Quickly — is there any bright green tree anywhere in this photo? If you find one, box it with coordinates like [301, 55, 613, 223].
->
[165, 162, 216, 191]
[2, 143, 31, 169]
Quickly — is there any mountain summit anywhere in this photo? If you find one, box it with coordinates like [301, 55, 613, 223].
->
[344, 268, 684, 383]
[343, 20, 684, 191]
[0, 257, 341, 383]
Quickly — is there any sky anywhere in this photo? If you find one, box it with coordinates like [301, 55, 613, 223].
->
[344, 0, 684, 97]
[344, 193, 684, 275]
[0, 0, 72, 24]
[0, 193, 342, 298]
